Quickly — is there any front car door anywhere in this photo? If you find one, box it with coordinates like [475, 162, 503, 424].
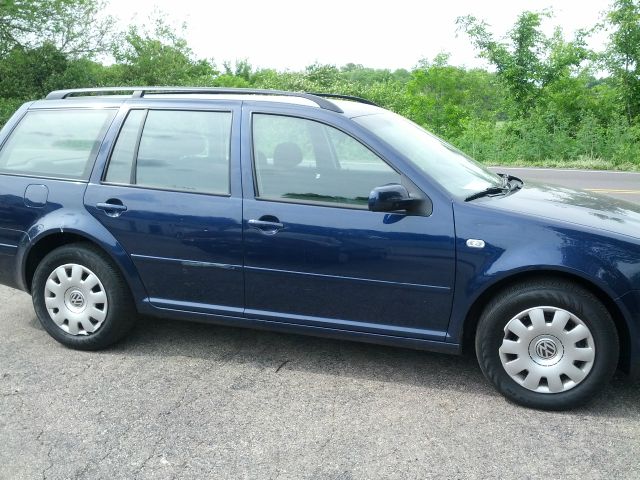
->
[85, 101, 244, 316]
[240, 103, 456, 340]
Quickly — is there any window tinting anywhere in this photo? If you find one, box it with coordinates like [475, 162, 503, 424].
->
[0, 109, 114, 180]
[105, 109, 232, 195]
[253, 114, 400, 206]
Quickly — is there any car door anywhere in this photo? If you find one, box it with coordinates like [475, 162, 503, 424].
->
[240, 104, 456, 340]
[84, 103, 244, 316]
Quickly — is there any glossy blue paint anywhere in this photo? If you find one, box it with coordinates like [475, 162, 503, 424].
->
[448, 188, 640, 342]
[0, 94, 638, 375]
[84, 184, 244, 313]
[239, 102, 456, 341]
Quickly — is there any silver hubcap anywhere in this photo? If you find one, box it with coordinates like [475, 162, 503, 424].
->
[499, 306, 596, 393]
[44, 264, 108, 335]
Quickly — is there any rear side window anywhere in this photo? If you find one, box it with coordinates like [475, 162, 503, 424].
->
[105, 109, 232, 195]
[0, 109, 115, 180]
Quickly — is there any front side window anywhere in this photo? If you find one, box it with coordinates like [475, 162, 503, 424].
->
[252, 114, 400, 207]
[105, 109, 232, 195]
[0, 109, 115, 180]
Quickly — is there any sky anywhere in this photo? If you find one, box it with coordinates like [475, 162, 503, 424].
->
[104, 0, 612, 71]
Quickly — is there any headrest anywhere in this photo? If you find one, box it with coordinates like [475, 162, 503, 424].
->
[273, 142, 303, 169]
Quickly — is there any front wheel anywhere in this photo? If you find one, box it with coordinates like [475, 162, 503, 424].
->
[475, 279, 619, 410]
[32, 243, 137, 350]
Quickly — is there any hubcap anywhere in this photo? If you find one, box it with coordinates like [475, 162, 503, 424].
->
[44, 264, 108, 336]
[499, 306, 595, 394]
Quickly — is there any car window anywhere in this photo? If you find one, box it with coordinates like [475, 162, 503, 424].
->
[105, 109, 232, 195]
[252, 114, 400, 207]
[104, 110, 145, 184]
[0, 109, 115, 180]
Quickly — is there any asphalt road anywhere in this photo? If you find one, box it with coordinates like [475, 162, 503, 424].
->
[2, 297, 640, 479]
[489, 166, 640, 204]
[1, 168, 639, 479]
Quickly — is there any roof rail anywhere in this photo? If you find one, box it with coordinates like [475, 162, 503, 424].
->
[308, 92, 379, 107]
[45, 87, 344, 113]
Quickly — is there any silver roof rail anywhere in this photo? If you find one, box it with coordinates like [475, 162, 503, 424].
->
[45, 87, 345, 113]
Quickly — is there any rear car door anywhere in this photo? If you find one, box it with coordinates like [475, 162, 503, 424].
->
[240, 104, 456, 340]
[84, 102, 244, 315]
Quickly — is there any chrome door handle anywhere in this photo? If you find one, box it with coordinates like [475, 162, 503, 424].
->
[96, 200, 127, 217]
[248, 218, 284, 234]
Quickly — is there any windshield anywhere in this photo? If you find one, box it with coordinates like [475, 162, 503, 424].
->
[353, 112, 503, 197]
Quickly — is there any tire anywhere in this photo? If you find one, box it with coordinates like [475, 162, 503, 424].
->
[475, 279, 619, 410]
[32, 242, 137, 350]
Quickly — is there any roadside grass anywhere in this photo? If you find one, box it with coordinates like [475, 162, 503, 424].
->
[482, 157, 640, 172]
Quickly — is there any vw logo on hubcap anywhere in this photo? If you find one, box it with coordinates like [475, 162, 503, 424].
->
[535, 338, 557, 359]
[68, 291, 85, 308]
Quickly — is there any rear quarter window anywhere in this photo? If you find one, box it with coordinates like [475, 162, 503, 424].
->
[0, 109, 115, 180]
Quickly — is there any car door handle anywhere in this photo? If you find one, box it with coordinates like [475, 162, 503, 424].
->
[248, 218, 284, 234]
[96, 200, 127, 217]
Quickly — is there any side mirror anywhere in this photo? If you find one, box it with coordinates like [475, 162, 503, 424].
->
[368, 184, 421, 212]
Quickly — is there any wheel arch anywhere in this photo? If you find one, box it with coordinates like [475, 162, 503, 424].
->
[21, 229, 148, 306]
[461, 269, 632, 373]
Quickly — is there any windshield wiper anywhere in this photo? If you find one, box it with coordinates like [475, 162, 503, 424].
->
[464, 186, 510, 202]
[465, 174, 524, 202]
[506, 175, 524, 191]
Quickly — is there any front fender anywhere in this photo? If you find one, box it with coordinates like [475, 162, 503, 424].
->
[448, 203, 640, 343]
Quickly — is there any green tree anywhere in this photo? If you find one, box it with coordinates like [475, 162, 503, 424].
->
[604, 0, 640, 123]
[112, 19, 216, 86]
[0, 42, 113, 126]
[407, 54, 502, 138]
[457, 11, 589, 117]
[304, 63, 341, 89]
[0, 0, 114, 58]
[0, 43, 68, 98]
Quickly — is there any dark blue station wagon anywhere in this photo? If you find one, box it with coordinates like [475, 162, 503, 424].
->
[0, 87, 638, 410]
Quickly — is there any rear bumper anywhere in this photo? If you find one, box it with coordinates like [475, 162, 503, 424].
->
[616, 290, 640, 379]
[0, 229, 28, 291]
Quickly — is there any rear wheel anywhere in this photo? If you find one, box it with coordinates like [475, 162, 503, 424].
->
[32, 243, 136, 350]
[475, 279, 618, 410]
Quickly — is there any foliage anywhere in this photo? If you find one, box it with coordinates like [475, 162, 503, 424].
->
[111, 18, 216, 86]
[0, 1, 639, 170]
[604, 0, 640, 123]
[0, 0, 114, 58]
[457, 11, 590, 118]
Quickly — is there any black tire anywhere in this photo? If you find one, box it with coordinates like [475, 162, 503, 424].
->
[475, 279, 619, 410]
[32, 242, 137, 350]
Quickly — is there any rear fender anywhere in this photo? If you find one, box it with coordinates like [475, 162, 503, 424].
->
[18, 209, 148, 305]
